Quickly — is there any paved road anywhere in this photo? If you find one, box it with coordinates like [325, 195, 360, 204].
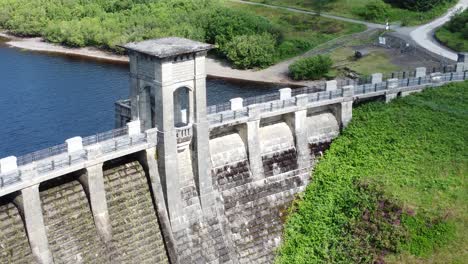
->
[409, 0, 468, 62]
[234, 0, 468, 62]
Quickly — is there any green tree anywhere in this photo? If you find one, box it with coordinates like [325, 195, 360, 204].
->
[289, 55, 333, 80]
[223, 33, 276, 69]
[358, 1, 391, 21]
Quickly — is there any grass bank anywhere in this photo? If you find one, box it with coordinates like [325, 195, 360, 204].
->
[247, 0, 457, 26]
[277, 81, 468, 263]
[330, 47, 400, 76]
[435, 9, 468, 52]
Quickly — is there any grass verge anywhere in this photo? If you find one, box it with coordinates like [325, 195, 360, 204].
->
[330, 47, 400, 76]
[276, 81, 468, 263]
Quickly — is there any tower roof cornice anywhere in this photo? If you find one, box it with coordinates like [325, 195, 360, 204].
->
[120, 37, 214, 59]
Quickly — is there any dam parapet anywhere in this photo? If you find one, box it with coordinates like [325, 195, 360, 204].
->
[0, 37, 467, 264]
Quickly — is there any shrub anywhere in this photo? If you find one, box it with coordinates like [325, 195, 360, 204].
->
[223, 33, 276, 69]
[203, 7, 279, 49]
[277, 39, 313, 60]
[289, 55, 333, 80]
[435, 10, 468, 52]
[446, 9, 468, 37]
[358, 1, 391, 21]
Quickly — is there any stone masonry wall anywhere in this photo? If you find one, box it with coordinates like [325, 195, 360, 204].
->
[0, 197, 35, 264]
[213, 160, 252, 192]
[103, 159, 169, 264]
[171, 213, 233, 264]
[39, 175, 109, 264]
[169, 147, 234, 264]
[262, 148, 298, 177]
[220, 169, 309, 263]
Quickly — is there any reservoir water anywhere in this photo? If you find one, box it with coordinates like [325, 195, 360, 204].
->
[0, 39, 281, 157]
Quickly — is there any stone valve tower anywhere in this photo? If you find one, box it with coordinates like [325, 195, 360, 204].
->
[122, 38, 215, 226]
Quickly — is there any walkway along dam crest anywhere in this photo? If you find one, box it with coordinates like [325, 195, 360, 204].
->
[0, 38, 467, 264]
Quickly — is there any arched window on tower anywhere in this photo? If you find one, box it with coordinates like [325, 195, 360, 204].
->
[173, 87, 191, 127]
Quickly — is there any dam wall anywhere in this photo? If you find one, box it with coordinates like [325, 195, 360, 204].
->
[0, 37, 467, 264]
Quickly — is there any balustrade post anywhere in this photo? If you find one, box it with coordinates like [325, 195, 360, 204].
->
[279, 88, 292, 100]
[371, 73, 383, 84]
[0, 156, 18, 175]
[127, 120, 141, 136]
[326, 80, 337, 91]
[229, 98, 244, 111]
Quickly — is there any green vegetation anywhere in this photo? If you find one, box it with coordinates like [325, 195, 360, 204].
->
[384, 0, 451, 12]
[277, 82, 468, 263]
[250, 0, 456, 25]
[330, 47, 400, 76]
[289, 55, 333, 80]
[0, 0, 364, 69]
[435, 10, 468, 52]
[224, 33, 276, 69]
[225, 1, 365, 66]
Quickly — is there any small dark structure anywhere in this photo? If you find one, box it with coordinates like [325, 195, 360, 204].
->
[458, 53, 467, 63]
[354, 49, 370, 59]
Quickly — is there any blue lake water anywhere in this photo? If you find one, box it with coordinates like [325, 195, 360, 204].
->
[0, 39, 282, 157]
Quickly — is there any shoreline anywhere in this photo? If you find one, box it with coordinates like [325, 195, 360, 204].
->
[0, 31, 309, 87]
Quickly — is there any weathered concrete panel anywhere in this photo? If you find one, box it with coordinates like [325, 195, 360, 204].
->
[306, 111, 340, 143]
[210, 133, 247, 168]
[259, 122, 295, 155]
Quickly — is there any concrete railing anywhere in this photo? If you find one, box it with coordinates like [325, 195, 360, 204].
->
[207, 70, 467, 126]
[176, 124, 193, 144]
[0, 121, 153, 194]
[1, 67, 466, 194]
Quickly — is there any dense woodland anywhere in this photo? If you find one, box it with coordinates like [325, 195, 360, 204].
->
[0, 0, 363, 69]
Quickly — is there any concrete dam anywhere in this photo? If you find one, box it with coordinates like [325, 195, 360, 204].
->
[0, 37, 467, 264]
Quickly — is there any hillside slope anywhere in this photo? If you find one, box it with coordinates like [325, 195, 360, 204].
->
[277, 81, 468, 263]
